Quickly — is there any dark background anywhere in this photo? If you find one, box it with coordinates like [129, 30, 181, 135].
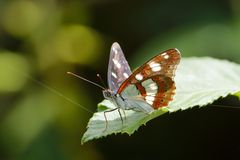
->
[0, 0, 240, 159]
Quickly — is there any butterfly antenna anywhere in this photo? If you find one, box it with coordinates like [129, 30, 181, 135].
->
[67, 72, 105, 90]
[97, 74, 107, 89]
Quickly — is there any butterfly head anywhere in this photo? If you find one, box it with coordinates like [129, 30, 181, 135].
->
[102, 89, 115, 100]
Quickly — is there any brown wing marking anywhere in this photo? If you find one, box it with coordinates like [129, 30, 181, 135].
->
[135, 83, 146, 96]
[117, 48, 180, 94]
[150, 76, 176, 109]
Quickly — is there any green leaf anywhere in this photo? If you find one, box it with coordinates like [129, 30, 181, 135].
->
[81, 57, 240, 144]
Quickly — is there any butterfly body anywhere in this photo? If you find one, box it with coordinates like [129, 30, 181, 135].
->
[104, 42, 180, 115]
[103, 84, 154, 113]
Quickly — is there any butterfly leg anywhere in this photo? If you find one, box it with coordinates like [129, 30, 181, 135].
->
[117, 108, 124, 128]
[103, 107, 119, 132]
[119, 95, 127, 120]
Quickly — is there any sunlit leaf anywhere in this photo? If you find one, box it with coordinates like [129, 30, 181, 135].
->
[81, 57, 240, 144]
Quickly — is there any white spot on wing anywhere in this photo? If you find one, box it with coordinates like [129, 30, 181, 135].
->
[164, 55, 169, 59]
[135, 74, 143, 81]
[149, 62, 161, 72]
[152, 66, 161, 72]
[145, 95, 155, 101]
[123, 72, 129, 78]
[111, 72, 117, 78]
[112, 46, 118, 54]
[112, 59, 121, 69]
[116, 63, 121, 68]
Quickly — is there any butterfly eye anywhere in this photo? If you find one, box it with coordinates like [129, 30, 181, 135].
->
[103, 90, 112, 98]
[105, 92, 110, 97]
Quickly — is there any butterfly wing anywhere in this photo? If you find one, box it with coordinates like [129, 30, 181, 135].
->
[107, 42, 132, 93]
[118, 48, 181, 111]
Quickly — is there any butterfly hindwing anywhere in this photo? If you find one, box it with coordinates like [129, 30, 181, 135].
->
[117, 48, 181, 110]
[107, 42, 132, 93]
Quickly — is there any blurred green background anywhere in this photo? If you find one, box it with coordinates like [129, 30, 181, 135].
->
[1, 0, 240, 160]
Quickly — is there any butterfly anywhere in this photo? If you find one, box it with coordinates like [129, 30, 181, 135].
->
[102, 42, 181, 129]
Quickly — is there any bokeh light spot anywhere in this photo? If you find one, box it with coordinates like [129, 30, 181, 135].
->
[53, 25, 103, 64]
[1, 1, 44, 37]
[0, 52, 30, 92]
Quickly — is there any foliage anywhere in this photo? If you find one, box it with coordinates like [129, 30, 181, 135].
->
[82, 57, 240, 143]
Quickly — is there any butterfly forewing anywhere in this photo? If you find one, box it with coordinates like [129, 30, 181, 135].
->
[117, 48, 181, 110]
[107, 42, 132, 93]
